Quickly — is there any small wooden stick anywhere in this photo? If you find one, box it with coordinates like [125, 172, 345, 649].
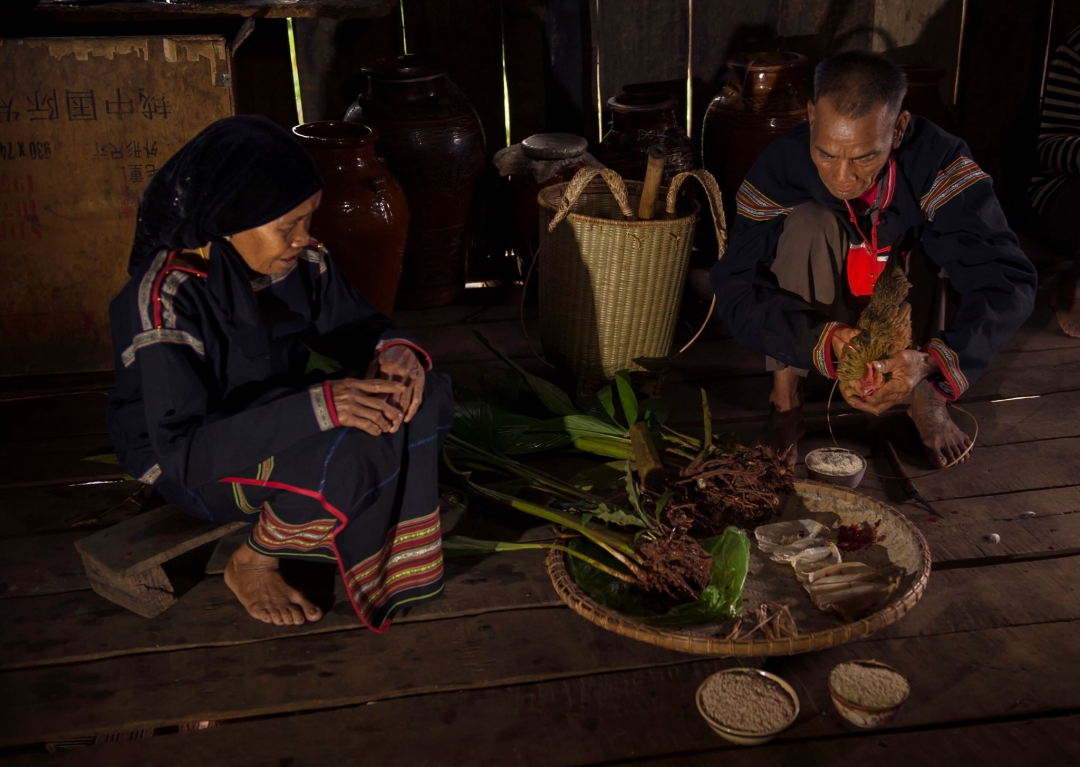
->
[637, 145, 666, 220]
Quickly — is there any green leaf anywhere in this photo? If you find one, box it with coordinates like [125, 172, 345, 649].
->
[648, 527, 749, 626]
[527, 414, 626, 440]
[82, 453, 120, 465]
[563, 526, 751, 627]
[640, 397, 671, 425]
[591, 504, 648, 528]
[474, 332, 578, 417]
[452, 401, 498, 452]
[596, 385, 617, 422]
[614, 371, 639, 426]
[303, 344, 344, 375]
[568, 461, 628, 493]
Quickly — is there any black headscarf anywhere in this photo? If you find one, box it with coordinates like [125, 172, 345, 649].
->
[128, 115, 323, 359]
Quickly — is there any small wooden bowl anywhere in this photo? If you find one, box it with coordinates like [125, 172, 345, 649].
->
[804, 447, 867, 489]
[695, 668, 800, 746]
[828, 660, 910, 728]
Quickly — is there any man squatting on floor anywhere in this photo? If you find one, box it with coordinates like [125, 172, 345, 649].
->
[711, 51, 1037, 468]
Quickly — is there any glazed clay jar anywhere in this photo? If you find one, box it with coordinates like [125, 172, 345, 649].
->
[701, 52, 810, 214]
[293, 121, 408, 317]
[345, 54, 486, 309]
[596, 92, 698, 183]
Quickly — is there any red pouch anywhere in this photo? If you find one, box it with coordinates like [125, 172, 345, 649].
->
[847, 242, 889, 298]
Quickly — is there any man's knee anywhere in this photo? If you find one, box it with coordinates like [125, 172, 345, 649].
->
[773, 202, 847, 309]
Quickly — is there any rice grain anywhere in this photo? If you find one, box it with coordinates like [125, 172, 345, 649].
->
[700, 671, 795, 732]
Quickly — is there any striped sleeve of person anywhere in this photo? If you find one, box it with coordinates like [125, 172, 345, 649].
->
[1031, 25, 1080, 213]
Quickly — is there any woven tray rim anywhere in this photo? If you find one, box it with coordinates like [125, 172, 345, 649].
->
[544, 479, 932, 657]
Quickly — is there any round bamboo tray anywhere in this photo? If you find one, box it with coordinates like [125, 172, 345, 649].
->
[545, 480, 931, 656]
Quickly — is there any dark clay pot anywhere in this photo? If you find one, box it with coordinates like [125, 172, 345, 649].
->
[293, 121, 408, 318]
[345, 54, 486, 309]
[596, 92, 698, 183]
[701, 52, 810, 214]
[901, 66, 956, 134]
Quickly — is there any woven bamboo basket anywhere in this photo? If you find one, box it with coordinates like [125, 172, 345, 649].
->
[545, 480, 931, 657]
[535, 167, 727, 383]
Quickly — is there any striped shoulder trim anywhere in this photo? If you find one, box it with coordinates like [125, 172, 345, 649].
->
[735, 180, 793, 221]
[137, 463, 162, 485]
[920, 156, 989, 221]
[301, 242, 329, 276]
[924, 338, 969, 401]
[122, 329, 205, 368]
[250, 263, 297, 292]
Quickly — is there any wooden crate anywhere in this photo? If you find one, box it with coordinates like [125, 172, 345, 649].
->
[0, 36, 235, 377]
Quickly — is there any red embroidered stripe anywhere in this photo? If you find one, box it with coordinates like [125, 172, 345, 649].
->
[251, 507, 335, 554]
[812, 322, 850, 379]
[735, 180, 792, 221]
[924, 338, 968, 401]
[322, 380, 341, 427]
[920, 157, 989, 221]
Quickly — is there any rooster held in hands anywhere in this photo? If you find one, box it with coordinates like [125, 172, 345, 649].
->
[837, 260, 913, 408]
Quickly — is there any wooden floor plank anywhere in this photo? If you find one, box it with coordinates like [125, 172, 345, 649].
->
[0, 392, 108, 444]
[0, 549, 561, 670]
[0, 435, 124, 489]
[900, 437, 1080, 502]
[5, 620, 1078, 764]
[634, 715, 1080, 766]
[0, 480, 143, 539]
[3, 543, 1079, 744]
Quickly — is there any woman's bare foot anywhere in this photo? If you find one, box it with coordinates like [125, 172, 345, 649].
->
[224, 544, 323, 626]
[907, 380, 972, 469]
[1052, 273, 1080, 339]
[753, 369, 805, 467]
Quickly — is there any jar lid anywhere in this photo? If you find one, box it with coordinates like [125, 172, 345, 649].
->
[521, 133, 589, 160]
[362, 54, 446, 81]
[607, 92, 676, 113]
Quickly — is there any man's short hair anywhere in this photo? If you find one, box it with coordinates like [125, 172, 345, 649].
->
[813, 51, 908, 118]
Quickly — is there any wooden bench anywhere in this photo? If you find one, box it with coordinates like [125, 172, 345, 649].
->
[75, 506, 246, 618]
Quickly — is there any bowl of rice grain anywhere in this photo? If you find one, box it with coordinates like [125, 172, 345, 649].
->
[695, 668, 800, 746]
[828, 660, 910, 728]
[804, 447, 867, 488]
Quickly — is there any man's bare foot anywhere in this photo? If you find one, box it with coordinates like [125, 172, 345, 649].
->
[1052, 273, 1080, 339]
[907, 380, 972, 469]
[224, 544, 323, 626]
[753, 369, 805, 467]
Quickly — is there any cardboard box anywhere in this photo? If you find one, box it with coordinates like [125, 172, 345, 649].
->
[0, 36, 235, 376]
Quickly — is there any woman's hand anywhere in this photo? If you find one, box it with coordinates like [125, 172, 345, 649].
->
[366, 344, 425, 424]
[329, 378, 408, 436]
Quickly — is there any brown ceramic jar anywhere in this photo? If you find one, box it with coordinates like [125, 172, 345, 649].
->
[701, 52, 810, 214]
[596, 92, 698, 183]
[345, 54, 486, 309]
[901, 66, 956, 134]
[293, 121, 408, 318]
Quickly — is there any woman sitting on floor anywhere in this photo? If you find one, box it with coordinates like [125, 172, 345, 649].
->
[106, 116, 453, 631]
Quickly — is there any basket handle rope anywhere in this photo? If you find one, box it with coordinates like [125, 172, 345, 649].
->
[521, 166, 730, 369]
[546, 167, 634, 232]
[665, 169, 728, 358]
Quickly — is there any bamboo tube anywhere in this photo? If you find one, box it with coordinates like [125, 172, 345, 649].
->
[637, 144, 666, 220]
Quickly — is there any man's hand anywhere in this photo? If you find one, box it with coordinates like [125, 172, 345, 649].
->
[329, 378, 408, 435]
[845, 350, 938, 416]
[366, 344, 425, 425]
[830, 326, 862, 362]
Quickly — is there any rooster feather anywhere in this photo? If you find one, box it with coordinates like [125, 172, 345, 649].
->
[837, 260, 913, 407]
